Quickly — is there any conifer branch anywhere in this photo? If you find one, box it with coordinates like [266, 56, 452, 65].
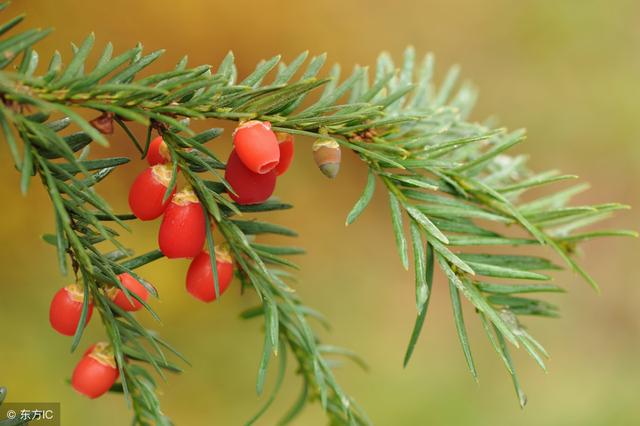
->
[0, 3, 635, 424]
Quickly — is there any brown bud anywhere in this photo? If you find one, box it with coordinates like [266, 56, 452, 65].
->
[312, 139, 341, 179]
[90, 112, 114, 135]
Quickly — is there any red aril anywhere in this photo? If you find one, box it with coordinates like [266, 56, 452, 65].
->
[186, 247, 234, 302]
[225, 150, 276, 205]
[232, 120, 280, 174]
[109, 273, 149, 312]
[274, 132, 294, 176]
[147, 136, 170, 166]
[72, 342, 119, 399]
[158, 187, 206, 258]
[49, 284, 93, 336]
[128, 164, 175, 220]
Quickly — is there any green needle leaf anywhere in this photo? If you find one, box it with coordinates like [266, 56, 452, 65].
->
[389, 192, 409, 270]
[19, 138, 32, 194]
[204, 212, 220, 300]
[53, 32, 95, 87]
[405, 205, 449, 244]
[409, 221, 429, 312]
[256, 325, 273, 396]
[449, 281, 478, 381]
[403, 243, 434, 367]
[246, 340, 287, 425]
[346, 169, 376, 226]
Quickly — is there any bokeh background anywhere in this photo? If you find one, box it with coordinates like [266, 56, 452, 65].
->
[1, 0, 638, 425]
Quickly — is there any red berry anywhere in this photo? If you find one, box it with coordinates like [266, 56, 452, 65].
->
[158, 188, 206, 258]
[49, 284, 93, 336]
[274, 132, 294, 176]
[72, 342, 119, 399]
[186, 248, 234, 302]
[128, 164, 175, 220]
[109, 273, 149, 312]
[147, 136, 171, 166]
[225, 150, 276, 205]
[233, 120, 280, 174]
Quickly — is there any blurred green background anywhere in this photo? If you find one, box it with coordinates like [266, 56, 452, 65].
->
[1, 0, 638, 425]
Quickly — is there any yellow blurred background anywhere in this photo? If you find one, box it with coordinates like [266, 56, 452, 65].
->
[1, 0, 638, 425]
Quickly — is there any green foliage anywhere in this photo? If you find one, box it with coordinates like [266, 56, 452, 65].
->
[0, 3, 635, 425]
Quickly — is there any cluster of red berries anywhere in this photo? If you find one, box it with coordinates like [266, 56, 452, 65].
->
[49, 121, 295, 398]
[226, 120, 294, 203]
[49, 275, 148, 397]
[127, 120, 295, 297]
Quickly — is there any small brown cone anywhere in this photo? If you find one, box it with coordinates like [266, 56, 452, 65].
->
[312, 139, 341, 179]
